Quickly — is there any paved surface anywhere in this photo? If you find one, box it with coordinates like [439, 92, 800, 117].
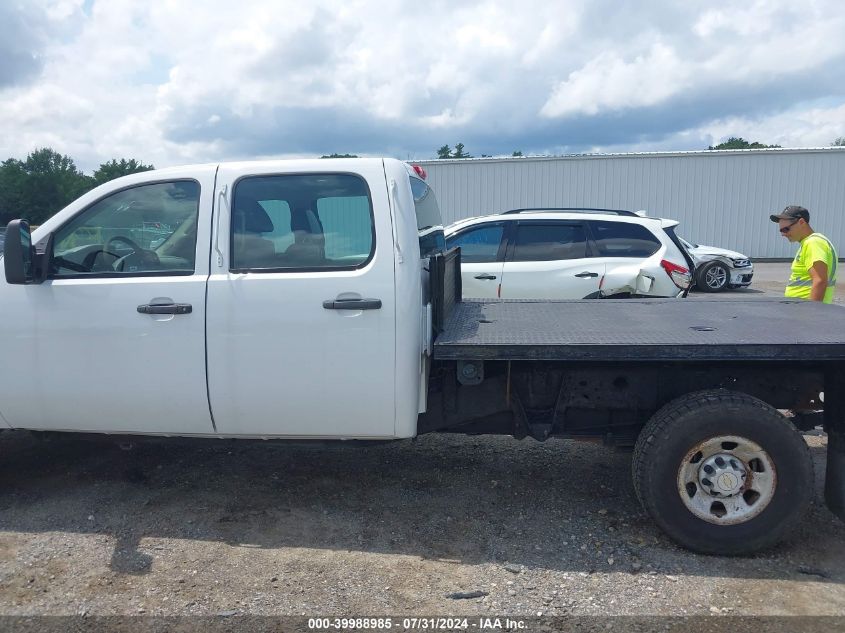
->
[689, 262, 844, 305]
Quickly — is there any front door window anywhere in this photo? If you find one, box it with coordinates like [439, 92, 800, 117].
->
[52, 181, 200, 277]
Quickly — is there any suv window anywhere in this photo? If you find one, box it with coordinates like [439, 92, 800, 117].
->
[589, 220, 660, 258]
[512, 223, 587, 262]
[446, 224, 504, 263]
[231, 173, 374, 272]
[52, 180, 200, 277]
[410, 176, 445, 258]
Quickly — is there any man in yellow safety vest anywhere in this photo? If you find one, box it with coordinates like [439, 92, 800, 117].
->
[770, 205, 837, 304]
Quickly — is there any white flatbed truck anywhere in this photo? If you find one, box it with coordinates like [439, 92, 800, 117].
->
[2, 158, 843, 554]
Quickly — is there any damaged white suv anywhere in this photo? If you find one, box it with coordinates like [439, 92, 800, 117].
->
[444, 208, 694, 300]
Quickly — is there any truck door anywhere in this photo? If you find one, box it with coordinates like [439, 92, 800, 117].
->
[0, 168, 216, 434]
[499, 221, 604, 299]
[205, 161, 397, 437]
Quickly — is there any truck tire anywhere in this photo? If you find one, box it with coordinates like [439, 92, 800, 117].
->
[697, 261, 730, 292]
[632, 389, 813, 555]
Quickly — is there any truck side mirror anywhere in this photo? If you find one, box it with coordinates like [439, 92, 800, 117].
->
[4, 220, 37, 284]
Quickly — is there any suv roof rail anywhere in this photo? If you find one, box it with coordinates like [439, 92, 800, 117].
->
[501, 207, 641, 217]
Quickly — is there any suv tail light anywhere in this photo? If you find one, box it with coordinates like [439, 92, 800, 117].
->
[661, 259, 692, 289]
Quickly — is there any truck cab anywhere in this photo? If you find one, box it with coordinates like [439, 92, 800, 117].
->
[0, 158, 440, 439]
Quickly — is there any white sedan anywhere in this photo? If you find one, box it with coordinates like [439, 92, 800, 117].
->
[679, 237, 754, 292]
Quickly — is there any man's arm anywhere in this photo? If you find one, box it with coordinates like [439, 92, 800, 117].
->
[809, 260, 829, 302]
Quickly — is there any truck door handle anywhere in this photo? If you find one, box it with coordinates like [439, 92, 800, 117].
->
[137, 303, 193, 315]
[323, 298, 382, 310]
[474, 274, 497, 280]
[574, 272, 599, 278]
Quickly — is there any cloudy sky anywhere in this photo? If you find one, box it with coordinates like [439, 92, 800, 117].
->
[2, 0, 844, 171]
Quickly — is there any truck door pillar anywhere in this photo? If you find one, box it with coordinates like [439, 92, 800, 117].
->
[824, 368, 845, 522]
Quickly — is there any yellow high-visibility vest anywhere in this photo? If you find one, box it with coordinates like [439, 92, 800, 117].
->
[785, 233, 837, 304]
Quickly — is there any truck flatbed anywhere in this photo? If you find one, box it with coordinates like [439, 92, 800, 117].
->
[434, 298, 845, 362]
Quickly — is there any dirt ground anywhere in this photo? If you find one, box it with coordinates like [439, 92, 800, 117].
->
[0, 428, 842, 618]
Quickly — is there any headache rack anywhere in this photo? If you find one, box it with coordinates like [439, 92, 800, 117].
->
[429, 246, 462, 334]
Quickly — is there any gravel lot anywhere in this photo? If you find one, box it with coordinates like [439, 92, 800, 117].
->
[1, 264, 843, 619]
[0, 431, 842, 618]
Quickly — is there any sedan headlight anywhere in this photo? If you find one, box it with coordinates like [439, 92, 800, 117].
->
[731, 258, 751, 268]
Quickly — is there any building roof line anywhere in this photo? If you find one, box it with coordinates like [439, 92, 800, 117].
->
[414, 147, 845, 164]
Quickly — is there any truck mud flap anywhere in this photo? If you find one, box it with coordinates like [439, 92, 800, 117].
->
[825, 369, 845, 522]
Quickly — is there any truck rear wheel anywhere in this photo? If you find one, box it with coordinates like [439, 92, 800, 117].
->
[632, 389, 813, 555]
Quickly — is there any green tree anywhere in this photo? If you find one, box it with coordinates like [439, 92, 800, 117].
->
[832, 137, 845, 146]
[320, 153, 358, 158]
[0, 158, 28, 225]
[19, 148, 92, 224]
[453, 142, 471, 158]
[512, 150, 524, 157]
[436, 145, 452, 159]
[0, 151, 158, 225]
[91, 158, 154, 187]
[708, 137, 781, 150]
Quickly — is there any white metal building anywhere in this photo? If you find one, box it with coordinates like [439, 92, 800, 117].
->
[417, 148, 845, 259]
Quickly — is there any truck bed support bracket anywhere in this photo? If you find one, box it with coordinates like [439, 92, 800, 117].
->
[825, 369, 845, 522]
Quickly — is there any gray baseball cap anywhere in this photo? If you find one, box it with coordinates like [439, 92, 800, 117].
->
[770, 205, 810, 223]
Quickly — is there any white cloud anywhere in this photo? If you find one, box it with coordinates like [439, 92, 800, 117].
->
[540, 1, 845, 119]
[44, 0, 84, 21]
[583, 101, 845, 155]
[699, 103, 845, 149]
[540, 43, 689, 117]
[0, 0, 843, 170]
[697, 6, 845, 81]
[693, 0, 781, 37]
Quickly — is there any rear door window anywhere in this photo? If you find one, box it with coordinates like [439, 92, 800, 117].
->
[316, 196, 374, 262]
[511, 223, 587, 261]
[589, 221, 660, 258]
[231, 173, 375, 272]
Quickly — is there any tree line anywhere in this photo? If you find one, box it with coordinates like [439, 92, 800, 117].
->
[0, 148, 153, 226]
[436, 143, 524, 159]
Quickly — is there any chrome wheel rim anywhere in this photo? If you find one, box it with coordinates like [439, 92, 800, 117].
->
[677, 435, 776, 525]
[705, 265, 728, 289]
